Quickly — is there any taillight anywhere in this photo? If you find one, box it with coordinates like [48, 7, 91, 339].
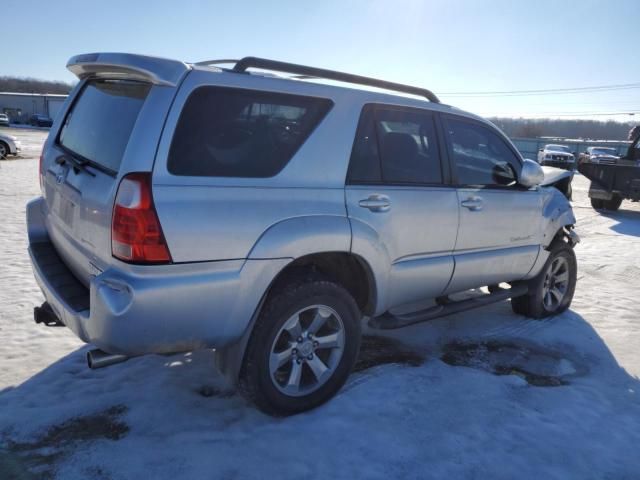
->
[111, 173, 171, 264]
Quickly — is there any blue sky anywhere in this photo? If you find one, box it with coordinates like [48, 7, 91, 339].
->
[5, 0, 640, 119]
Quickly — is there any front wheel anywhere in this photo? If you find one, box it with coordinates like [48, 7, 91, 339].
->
[0, 141, 8, 159]
[239, 274, 361, 415]
[511, 239, 577, 319]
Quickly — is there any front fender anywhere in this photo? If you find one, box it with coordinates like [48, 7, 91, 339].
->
[541, 186, 576, 248]
[247, 215, 351, 259]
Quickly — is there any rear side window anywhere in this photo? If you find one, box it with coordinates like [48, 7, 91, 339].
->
[59, 80, 151, 173]
[348, 105, 443, 185]
[168, 87, 333, 177]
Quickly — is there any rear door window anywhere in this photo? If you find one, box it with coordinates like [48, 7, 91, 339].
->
[168, 87, 333, 177]
[348, 105, 443, 185]
[59, 79, 151, 173]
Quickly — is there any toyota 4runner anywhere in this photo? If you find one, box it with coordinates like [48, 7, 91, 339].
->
[27, 53, 579, 415]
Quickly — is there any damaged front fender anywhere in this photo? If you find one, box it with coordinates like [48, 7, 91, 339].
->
[541, 186, 577, 248]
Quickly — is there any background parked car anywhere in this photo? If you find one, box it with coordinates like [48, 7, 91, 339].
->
[0, 132, 21, 158]
[578, 146, 620, 166]
[29, 114, 53, 127]
[0, 113, 9, 126]
[537, 144, 576, 170]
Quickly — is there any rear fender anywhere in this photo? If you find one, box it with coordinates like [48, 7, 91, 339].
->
[348, 218, 392, 315]
[247, 215, 351, 259]
[216, 215, 351, 386]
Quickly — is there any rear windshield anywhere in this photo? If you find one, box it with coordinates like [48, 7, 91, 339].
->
[168, 86, 333, 178]
[58, 79, 151, 173]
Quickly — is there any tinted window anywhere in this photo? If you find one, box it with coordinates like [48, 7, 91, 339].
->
[348, 105, 442, 184]
[168, 87, 332, 177]
[446, 118, 520, 186]
[59, 80, 150, 172]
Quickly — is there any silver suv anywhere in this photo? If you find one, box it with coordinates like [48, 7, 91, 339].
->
[27, 53, 579, 415]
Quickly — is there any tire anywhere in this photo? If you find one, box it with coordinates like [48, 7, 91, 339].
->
[590, 197, 604, 209]
[0, 141, 8, 159]
[602, 196, 622, 211]
[239, 273, 361, 416]
[511, 239, 577, 319]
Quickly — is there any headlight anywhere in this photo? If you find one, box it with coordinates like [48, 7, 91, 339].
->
[545, 154, 551, 159]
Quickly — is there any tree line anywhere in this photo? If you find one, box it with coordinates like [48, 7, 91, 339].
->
[0, 76, 74, 95]
[489, 117, 637, 141]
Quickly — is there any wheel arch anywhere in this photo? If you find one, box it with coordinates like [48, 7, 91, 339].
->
[215, 250, 377, 386]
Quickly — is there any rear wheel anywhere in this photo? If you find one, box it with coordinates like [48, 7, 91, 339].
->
[239, 273, 361, 415]
[511, 239, 577, 319]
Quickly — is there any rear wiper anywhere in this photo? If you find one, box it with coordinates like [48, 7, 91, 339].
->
[55, 154, 96, 177]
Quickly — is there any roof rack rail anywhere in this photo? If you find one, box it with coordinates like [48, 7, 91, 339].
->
[194, 59, 240, 66]
[196, 56, 440, 103]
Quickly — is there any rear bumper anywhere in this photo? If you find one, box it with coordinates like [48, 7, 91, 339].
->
[27, 197, 288, 356]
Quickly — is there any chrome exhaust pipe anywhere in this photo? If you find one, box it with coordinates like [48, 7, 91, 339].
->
[87, 349, 128, 369]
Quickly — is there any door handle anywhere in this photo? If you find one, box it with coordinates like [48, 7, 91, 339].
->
[359, 194, 391, 212]
[461, 196, 483, 211]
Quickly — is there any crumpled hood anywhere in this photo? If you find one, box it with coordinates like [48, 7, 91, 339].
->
[540, 165, 574, 186]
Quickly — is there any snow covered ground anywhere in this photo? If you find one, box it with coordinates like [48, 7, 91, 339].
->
[1, 130, 639, 479]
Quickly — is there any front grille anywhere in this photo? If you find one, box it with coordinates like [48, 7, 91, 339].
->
[551, 155, 568, 161]
[598, 158, 617, 165]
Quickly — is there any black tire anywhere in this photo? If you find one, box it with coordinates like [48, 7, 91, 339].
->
[239, 273, 361, 416]
[602, 196, 622, 211]
[590, 197, 604, 210]
[0, 141, 8, 159]
[511, 239, 577, 319]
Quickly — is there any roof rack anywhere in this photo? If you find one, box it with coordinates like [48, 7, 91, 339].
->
[195, 56, 440, 103]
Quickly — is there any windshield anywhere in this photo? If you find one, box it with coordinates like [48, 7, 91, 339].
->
[546, 145, 571, 153]
[591, 148, 617, 156]
[58, 79, 151, 173]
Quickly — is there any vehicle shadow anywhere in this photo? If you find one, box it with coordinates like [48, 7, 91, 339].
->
[600, 208, 640, 237]
[2, 305, 640, 479]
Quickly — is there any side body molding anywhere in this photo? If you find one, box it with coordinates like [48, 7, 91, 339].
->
[248, 215, 352, 260]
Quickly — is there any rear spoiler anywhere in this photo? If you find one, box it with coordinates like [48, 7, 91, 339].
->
[67, 53, 190, 87]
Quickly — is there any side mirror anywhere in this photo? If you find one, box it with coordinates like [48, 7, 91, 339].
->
[538, 148, 543, 152]
[518, 159, 544, 187]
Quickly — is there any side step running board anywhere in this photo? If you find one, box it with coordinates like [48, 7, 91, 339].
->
[369, 285, 528, 330]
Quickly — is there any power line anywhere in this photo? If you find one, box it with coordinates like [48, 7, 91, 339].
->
[440, 83, 640, 97]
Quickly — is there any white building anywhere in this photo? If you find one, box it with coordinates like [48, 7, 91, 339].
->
[0, 92, 68, 124]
